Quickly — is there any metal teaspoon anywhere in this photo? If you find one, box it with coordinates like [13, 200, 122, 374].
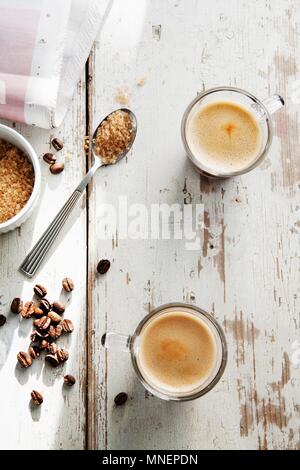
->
[19, 108, 137, 278]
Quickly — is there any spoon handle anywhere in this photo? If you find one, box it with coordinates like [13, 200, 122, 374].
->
[19, 161, 101, 278]
[76, 160, 102, 191]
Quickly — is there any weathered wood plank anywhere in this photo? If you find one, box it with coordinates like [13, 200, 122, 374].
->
[0, 77, 87, 449]
[89, 0, 300, 450]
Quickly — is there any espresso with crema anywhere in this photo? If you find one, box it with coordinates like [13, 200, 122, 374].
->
[186, 101, 261, 174]
[137, 311, 217, 393]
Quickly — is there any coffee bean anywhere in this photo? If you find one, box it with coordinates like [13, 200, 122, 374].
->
[0, 315, 6, 327]
[55, 325, 63, 338]
[10, 297, 22, 314]
[33, 284, 47, 298]
[45, 354, 59, 367]
[40, 299, 51, 313]
[47, 342, 58, 355]
[62, 277, 74, 292]
[97, 259, 111, 274]
[45, 349, 68, 367]
[57, 348, 69, 364]
[52, 301, 65, 314]
[64, 374, 76, 386]
[20, 301, 35, 319]
[43, 152, 56, 165]
[17, 351, 32, 368]
[101, 333, 106, 346]
[40, 339, 49, 350]
[51, 137, 64, 151]
[34, 316, 51, 331]
[31, 390, 43, 406]
[30, 331, 39, 342]
[61, 319, 74, 333]
[48, 311, 62, 324]
[50, 163, 64, 175]
[28, 345, 40, 359]
[30, 330, 49, 342]
[33, 307, 44, 317]
[48, 324, 62, 340]
[114, 392, 128, 407]
[48, 325, 55, 339]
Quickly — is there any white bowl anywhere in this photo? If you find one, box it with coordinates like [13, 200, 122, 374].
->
[0, 124, 41, 233]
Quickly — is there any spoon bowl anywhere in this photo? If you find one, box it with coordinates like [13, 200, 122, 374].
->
[92, 108, 137, 165]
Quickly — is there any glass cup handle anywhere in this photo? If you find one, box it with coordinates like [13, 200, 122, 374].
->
[261, 95, 285, 115]
[101, 332, 131, 353]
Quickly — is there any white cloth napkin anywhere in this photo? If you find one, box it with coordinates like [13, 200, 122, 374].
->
[0, 0, 110, 128]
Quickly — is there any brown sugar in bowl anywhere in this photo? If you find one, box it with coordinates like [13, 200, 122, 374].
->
[0, 124, 41, 233]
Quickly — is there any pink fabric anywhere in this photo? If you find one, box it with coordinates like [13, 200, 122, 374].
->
[0, 8, 40, 122]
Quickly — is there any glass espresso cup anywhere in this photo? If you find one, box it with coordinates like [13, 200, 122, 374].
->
[181, 86, 284, 178]
[101, 303, 227, 401]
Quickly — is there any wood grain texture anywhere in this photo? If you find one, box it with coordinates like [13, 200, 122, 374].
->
[89, 0, 300, 450]
[0, 76, 87, 449]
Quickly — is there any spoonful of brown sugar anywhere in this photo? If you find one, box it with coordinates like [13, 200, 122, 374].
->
[94, 109, 135, 164]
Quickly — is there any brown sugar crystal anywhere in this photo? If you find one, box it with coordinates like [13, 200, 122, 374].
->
[115, 87, 130, 106]
[0, 139, 34, 223]
[94, 110, 133, 165]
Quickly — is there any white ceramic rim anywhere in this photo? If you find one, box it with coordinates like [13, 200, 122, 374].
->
[131, 303, 227, 401]
[181, 86, 273, 178]
[0, 123, 41, 231]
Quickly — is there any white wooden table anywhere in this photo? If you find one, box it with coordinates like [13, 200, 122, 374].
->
[0, 0, 300, 450]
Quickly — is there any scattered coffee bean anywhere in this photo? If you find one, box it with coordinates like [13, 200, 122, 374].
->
[30, 331, 39, 342]
[10, 297, 23, 314]
[17, 351, 32, 368]
[48, 324, 63, 340]
[31, 330, 49, 342]
[31, 390, 43, 406]
[57, 348, 69, 364]
[45, 354, 60, 367]
[0, 315, 6, 327]
[62, 277, 74, 292]
[34, 306, 44, 317]
[48, 311, 62, 324]
[61, 319, 74, 333]
[34, 316, 51, 331]
[20, 301, 35, 319]
[52, 301, 65, 314]
[51, 137, 64, 151]
[97, 259, 111, 274]
[48, 325, 55, 339]
[55, 324, 63, 339]
[45, 348, 68, 367]
[47, 342, 58, 355]
[101, 333, 106, 346]
[28, 345, 40, 359]
[64, 374, 76, 386]
[114, 392, 128, 407]
[13, 281, 77, 386]
[33, 284, 47, 298]
[43, 152, 56, 164]
[40, 339, 49, 350]
[50, 162, 64, 175]
[40, 299, 51, 313]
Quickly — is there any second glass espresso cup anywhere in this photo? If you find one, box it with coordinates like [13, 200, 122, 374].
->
[181, 86, 284, 178]
[101, 303, 227, 401]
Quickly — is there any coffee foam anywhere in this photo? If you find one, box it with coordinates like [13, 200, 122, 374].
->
[186, 101, 261, 174]
[137, 311, 217, 393]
